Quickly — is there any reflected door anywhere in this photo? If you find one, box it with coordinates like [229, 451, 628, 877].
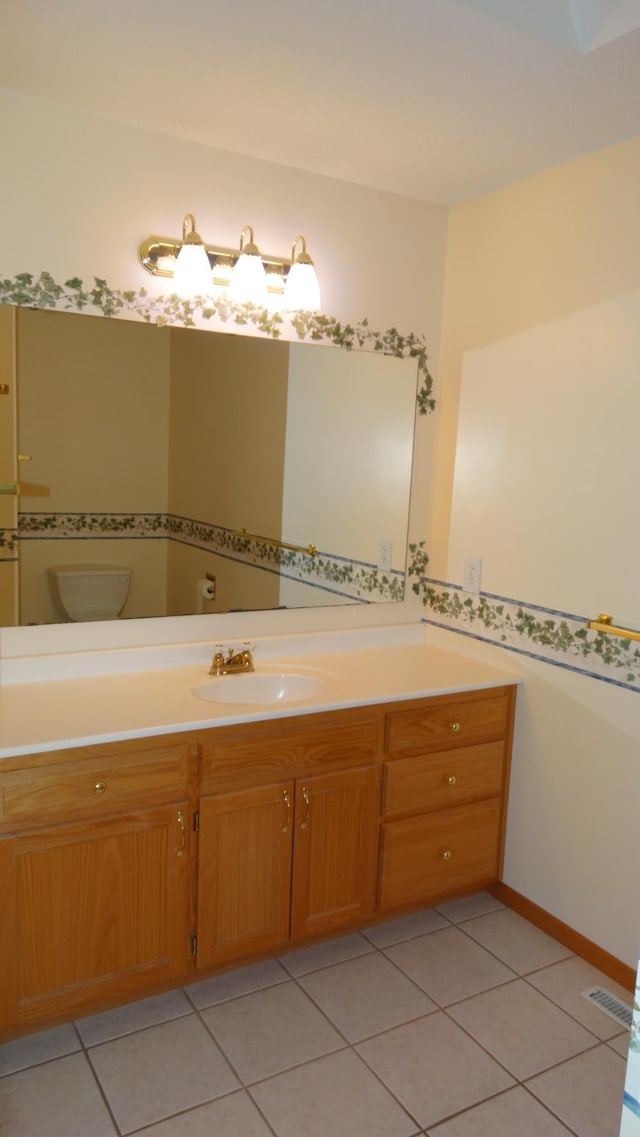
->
[0, 306, 18, 624]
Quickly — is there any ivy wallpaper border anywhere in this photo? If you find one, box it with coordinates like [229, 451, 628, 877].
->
[418, 576, 640, 693]
[0, 271, 435, 414]
[0, 529, 18, 554]
[17, 511, 405, 605]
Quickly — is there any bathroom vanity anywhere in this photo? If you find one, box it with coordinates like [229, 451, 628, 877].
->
[0, 638, 518, 1038]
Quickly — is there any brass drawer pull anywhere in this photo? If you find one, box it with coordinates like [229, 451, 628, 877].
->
[282, 788, 291, 833]
[94, 781, 107, 794]
[447, 775, 457, 785]
[177, 809, 186, 857]
[449, 722, 461, 732]
[300, 786, 310, 830]
[442, 849, 452, 861]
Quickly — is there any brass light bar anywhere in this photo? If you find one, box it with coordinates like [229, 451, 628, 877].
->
[587, 613, 640, 642]
[138, 233, 292, 294]
[234, 529, 317, 557]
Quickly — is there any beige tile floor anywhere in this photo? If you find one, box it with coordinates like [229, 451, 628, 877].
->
[0, 892, 631, 1137]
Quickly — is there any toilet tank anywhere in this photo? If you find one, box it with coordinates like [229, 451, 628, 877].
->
[47, 563, 132, 622]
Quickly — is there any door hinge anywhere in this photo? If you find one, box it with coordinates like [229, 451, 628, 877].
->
[190, 933, 197, 957]
[193, 810, 199, 832]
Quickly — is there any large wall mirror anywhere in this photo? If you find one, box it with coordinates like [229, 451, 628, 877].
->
[0, 306, 418, 629]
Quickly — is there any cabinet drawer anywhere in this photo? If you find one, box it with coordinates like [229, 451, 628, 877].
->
[200, 710, 380, 792]
[385, 692, 509, 756]
[383, 741, 504, 818]
[0, 745, 191, 827]
[379, 798, 501, 910]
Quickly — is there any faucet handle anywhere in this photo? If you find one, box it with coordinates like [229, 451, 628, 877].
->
[210, 645, 226, 675]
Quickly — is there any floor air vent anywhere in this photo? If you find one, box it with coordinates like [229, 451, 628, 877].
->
[581, 986, 633, 1029]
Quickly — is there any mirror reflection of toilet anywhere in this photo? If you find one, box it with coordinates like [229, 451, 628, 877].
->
[47, 564, 132, 622]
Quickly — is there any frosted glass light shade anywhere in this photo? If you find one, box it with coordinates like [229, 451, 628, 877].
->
[228, 251, 267, 305]
[172, 242, 212, 298]
[284, 260, 322, 312]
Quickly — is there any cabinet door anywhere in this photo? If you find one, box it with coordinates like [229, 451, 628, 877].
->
[290, 765, 380, 942]
[0, 803, 191, 1030]
[197, 782, 293, 969]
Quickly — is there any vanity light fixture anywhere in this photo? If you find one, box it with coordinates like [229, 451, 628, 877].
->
[171, 214, 213, 298]
[138, 214, 322, 311]
[283, 235, 322, 313]
[228, 225, 267, 305]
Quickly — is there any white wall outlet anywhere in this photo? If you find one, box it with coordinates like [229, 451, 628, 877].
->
[463, 556, 482, 594]
[378, 539, 392, 572]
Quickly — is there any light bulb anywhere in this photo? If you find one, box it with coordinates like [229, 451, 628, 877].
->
[283, 236, 321, 312]
[228, 252, 267, 304]
[173, 242, 212, 298]
[171, 213, 212, 298]
[228, 225, 267, 305]
[284, 261, 322, 312]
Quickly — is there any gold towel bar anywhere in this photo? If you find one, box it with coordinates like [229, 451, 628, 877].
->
[587, 614, 640, 642]
[234, 529, 317, 558]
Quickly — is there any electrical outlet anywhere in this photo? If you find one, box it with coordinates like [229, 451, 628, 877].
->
[378, 539, 392, 572]
[463, 556, 482, 594]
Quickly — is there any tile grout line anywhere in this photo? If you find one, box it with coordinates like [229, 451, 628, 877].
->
[191, 997, 283, 1137]
[193, 941, 428, 1133]
[75, 1022, 125, 1137]
[522, 1087, 584, 1137]
[0, 899, 629, 1136]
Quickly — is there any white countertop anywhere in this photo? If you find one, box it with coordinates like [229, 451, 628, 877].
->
[0, 635, 519, 759]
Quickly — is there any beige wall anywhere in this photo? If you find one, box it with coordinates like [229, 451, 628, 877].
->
[167, 328, 289, 614]
[435, 136, 640, 965]
[432, 136, 640, 575]
[282, 344, 417, 568]
[168, 329, 289, 532]
[17, 309, 171, 513]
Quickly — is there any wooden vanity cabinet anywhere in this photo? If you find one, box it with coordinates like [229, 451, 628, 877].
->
[0, 738, 194, 1031]
[0, 683, 516, 1036]
[378, 686, 516, 912]
[196, 709, 381, 970]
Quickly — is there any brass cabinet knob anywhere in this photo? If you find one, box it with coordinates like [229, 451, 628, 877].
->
[94, 781, 107, 794]
[442, 849, 452, 861]
[449, 722, 461, 732]
[447, 775, 457, 785]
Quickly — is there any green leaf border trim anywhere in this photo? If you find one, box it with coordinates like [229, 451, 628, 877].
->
[16, 511, 406, 604]
[410, 562, 640, 691]
[0, 271, 435, 414]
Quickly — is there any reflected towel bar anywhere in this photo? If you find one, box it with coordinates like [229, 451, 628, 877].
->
[587, 614, 640, 642]
[234, 529, 317, 557]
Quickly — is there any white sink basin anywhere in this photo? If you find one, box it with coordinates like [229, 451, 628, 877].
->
[192, 671, 327, 706]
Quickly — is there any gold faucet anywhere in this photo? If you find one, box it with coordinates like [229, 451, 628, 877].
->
[210, 643, 255, 676]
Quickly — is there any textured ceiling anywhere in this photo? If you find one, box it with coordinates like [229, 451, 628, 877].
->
[457, 0, 640, 52]
[1, 0, 639, 203]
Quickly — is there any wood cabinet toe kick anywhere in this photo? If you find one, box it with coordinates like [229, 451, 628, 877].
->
[0, 683, 516, 1037]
